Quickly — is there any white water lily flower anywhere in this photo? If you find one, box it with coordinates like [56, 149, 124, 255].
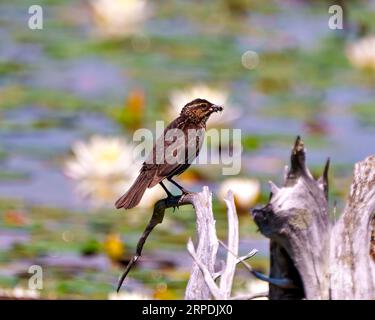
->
[65, 136, 134, 180]
[89, 0, 150, 38]
[218, 178, 260, 210]
[347, 36, 375, 71]
[108, 291, 151, 300]
[168, 85, 241, 127]
[234, 280, 268, 300]
[0, 287, 40, 299]
[64, 136, 164, 208]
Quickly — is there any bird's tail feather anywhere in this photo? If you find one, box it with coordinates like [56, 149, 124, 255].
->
[115, 173, 149, 209]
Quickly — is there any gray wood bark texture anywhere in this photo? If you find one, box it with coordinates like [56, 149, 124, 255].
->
[252, 137, 375, 300]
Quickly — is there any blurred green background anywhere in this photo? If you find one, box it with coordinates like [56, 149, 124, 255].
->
[0, 0, 374, 299]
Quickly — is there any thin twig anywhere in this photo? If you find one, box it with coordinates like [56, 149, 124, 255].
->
[213, 249, 258, 281]
[218, 239, 296, 289]
[187, 239, 223, 299]
[219, 190, 239, 299]
[238, 249, 258, 262]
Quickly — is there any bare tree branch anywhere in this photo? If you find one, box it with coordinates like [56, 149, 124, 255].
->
[186, 239, 223, 300]
[185, 187, 219, 299]
[117, 193, 197, 292]
[219, 191, 239, 299]
[218, 239, 296, 289]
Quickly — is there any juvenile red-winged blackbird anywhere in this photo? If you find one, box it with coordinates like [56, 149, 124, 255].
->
[115, 98, 223, 209]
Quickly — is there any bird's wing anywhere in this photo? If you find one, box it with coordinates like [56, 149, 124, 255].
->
[144, 120, 205, 187]
[157, 125, 205, 178]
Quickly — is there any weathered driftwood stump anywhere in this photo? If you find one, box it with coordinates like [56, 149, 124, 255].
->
[185, 187, 264, 300]
[252, 137, 375, 300]
[117, 186, 262, 299]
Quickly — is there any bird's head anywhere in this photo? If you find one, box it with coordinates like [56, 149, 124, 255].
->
[180, 98, 223, 125]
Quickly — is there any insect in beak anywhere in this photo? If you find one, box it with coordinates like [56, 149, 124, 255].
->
[210, 105, 223, 113]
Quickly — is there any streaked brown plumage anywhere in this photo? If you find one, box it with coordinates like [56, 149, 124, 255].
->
[115, 98, 223, 209]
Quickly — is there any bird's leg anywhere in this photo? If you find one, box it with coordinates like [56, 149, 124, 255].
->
[159, 181, 178, 212]
[167, 177, 191, 195]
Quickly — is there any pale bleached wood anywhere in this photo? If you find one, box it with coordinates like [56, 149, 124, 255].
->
[253, 137, 330, 299]
[329, 155, 375, 299]
[252, 136, 375, 300]
[186, 238, 223, 299]
[117, 185, 262, 299]
[185, 186, 219, 299]
[185, 190, 278, 299]
[219, 191, 239, 299]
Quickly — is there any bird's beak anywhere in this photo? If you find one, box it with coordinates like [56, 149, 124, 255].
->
[211, 105, 223, 113]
